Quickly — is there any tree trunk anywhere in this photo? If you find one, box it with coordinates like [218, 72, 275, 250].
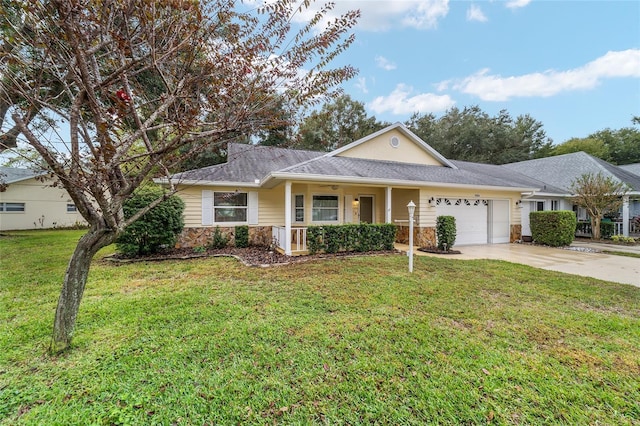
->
[50, 228, 115, 354]
[591, 216, 601, 240]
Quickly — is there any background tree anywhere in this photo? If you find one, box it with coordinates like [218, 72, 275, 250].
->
[406, 106, 553, 164]
[550, 137, 610, 160]
[547, 118, 640, 164]
[569, 173, 629, 240]
[1, 0, 359, 353]
[295, 94, 388, 151]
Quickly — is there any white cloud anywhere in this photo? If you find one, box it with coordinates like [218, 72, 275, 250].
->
[505, 0, 531, 9]
[354, 77, 369, 94]
[289, 1, 450, 32]
[375, 55, 397, 71]
[451, 49, 640, 101]
[466, 4, 487, 22]
[368, 84, 455, 115]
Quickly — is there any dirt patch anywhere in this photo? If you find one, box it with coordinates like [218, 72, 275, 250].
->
[417, 247, 462, 255]
[105, 246, 400, 267]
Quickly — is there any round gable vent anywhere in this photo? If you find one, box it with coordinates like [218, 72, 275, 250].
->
[390, 136, 400, 148]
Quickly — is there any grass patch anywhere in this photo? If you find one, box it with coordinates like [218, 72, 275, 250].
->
[602, 250, 640, 259]
[1, 230, 639, 424]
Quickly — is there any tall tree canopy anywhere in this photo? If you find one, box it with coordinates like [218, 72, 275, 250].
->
[406, 106, 553, 164]
[549, 117, 640, 165]
[295, 94, 389, 151]
[0, 0, 359, 353]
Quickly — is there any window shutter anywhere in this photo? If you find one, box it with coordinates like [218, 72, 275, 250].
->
[202, 190, 213, 225]
[248, 191, 259, 225]
[344, 195, 353, 223]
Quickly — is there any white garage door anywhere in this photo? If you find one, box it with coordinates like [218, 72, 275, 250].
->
[436, 198, 488, 245]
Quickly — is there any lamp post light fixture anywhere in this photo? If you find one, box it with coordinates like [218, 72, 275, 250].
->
[407, 200, 416, 273]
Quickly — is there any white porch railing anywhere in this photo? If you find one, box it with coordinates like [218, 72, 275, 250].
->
[577, 220, 639, 237]
[272, 226, 308, 254]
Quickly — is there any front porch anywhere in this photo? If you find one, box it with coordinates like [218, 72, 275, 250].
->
[575, 218, 640, 238]
[272, 226, 309, 255]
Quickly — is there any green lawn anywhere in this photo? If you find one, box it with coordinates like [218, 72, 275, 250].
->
[1, 230, 638, 425]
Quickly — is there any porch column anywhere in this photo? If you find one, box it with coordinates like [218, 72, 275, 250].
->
[385, 186, 392, 223]
[285, 180, 292, 255]
[622, 195, 630, 237]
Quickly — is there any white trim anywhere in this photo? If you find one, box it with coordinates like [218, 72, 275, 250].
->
[293, 193, 305, 223]
[385, 186, 392, 223]
[311, 193, 340, 223]
[248, 191, 259, 225]
[202, 190, 213, 226]
[285, 181, 292, 255]
[344, 195, 354, 223]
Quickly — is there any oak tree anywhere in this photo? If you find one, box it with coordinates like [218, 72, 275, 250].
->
[0, 0, 359, 353]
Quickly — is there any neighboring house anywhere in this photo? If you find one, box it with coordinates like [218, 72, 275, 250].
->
[504, 152, 640, 238]
[0, 167, 86, 231]
[158, 123, 547, 254]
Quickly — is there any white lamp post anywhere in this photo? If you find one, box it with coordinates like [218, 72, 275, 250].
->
[407, 200, 416, 273]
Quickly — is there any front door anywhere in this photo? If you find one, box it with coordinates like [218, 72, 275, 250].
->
[359, 196, 374, 223]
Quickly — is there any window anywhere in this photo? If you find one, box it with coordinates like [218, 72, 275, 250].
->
[0, 202, 25, 212]
[535, 201, 545, 211]
[214, 192, 247, 223]
[67, 203, 77, 212]
[312, 195, 338, 222]
[294, 194, 304, 222]
[551, 200, 559, 211]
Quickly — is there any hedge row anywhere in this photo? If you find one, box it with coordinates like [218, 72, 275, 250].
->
[307, 223, 397, 254]
[530, 210, 576, 247]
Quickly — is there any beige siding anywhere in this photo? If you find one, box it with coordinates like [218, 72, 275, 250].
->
[0, 177, 86, 230]
[179, 185, 286, 227]
[177, 183, 523, 229]
[336, 129, 445, 166]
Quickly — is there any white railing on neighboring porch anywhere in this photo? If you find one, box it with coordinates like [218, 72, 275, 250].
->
[272, 226, 307, 254]
[577, 220, 639, 237]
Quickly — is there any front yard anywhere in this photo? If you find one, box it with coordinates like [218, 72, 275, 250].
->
[1, 230, 638, 424]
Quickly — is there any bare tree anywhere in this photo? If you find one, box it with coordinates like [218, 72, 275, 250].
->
[569, 173, 629, 240]
[0, 0, 359, 353]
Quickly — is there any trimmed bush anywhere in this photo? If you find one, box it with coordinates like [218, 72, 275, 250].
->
[436, 216, 456, 251]
[235, 225, 249, 248]
[530, 210, 576, 247]
[116, 187, 185, 256]
[209, 226, 229, 249]
[306, 223, 397, 255]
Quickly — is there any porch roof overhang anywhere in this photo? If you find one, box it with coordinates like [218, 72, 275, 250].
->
[264, 172, 539, 193]
[154, 177, 261, 188]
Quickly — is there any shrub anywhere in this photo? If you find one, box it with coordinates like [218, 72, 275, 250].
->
[209, 226, 229, 249]
[116, 187, 185, 256]
[600, 221, 614, 239]
[436, 216, 456, 251]
[306, 224, 397, 254]
[530, 210, 576, 247]
[235, 225, 249, 248]
[610, 235, 636, 244]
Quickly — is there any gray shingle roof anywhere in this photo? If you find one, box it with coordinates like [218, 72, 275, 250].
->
[619, 163, 640, 177]
[0, 167, 45, 184]
[172, 143, 546, 190]
[173, 143, 323, 183]
[503, 152, 640, 192]
[276, 156, 540, 189]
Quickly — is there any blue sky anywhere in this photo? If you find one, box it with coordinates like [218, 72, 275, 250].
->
[292, 0, 640, 145]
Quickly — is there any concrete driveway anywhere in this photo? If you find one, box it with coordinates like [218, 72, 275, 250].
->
[397, 242, 640, 287]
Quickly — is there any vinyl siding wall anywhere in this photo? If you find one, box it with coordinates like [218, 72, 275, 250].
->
[178, 183, 523, 229]
[0, 177, 86, 230]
